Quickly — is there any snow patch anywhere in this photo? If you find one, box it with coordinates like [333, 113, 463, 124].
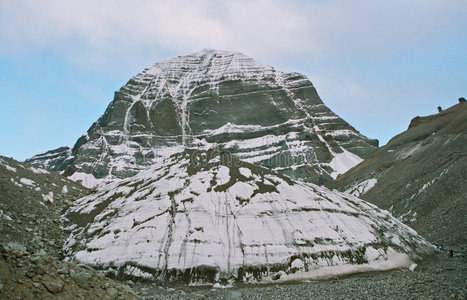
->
[20, 178, 36, 187]
[30, 166, 49, 174]
[399, 210, 417, 223]
[406, 168, 449, 204]
[10, 178, 23, 187]
[0, 160, 16, 172]
[328, 149, 363, 179]
[124, 265, 154, 279]
[216, 165, 230, 185]
[239, 167, 252, 178]
[69, 172, 101, 189]
[42, 192, 54, 204]
[345, 178, 378, 197]
[270, 253, 414, 283]
[291, 258, 304, 269]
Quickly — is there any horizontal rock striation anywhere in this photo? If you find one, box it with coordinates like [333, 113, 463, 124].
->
[26, 146, 72, 174]
[28, 49, 377, 187]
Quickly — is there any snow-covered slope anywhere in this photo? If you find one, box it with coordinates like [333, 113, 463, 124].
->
[64, 149, 434, 284]
[29, 49, 377, 187]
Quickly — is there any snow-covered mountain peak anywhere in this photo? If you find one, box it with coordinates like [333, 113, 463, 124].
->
[142, 49, 275, 80]
[28, 50, 378, 187]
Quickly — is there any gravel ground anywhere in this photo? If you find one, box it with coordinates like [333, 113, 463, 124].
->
[132, 253, 466, 300]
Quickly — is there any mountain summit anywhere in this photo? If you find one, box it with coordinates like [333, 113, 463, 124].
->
[28, 49, 377, 187]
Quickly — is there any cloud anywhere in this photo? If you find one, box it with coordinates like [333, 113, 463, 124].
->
[305, 0, 467, 59]
[1, 0, 465, 66]
[0, 0, 309, 61]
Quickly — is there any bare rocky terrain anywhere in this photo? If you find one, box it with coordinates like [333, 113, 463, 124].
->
[132, 253, 466, 299]
[0, 155, 137, 299]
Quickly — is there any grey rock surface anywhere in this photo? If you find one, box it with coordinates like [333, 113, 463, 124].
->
[73, 272, 91, 289]
[41, 278, 64, 294]
[26, 146, 72, 174]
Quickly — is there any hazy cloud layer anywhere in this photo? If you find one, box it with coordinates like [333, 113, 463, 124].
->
[2, 0, 465, 63]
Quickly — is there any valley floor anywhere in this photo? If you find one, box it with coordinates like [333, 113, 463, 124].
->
[130, 253, 466, 300]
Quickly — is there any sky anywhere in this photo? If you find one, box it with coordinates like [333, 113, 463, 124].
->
[1, 0, 466, 161]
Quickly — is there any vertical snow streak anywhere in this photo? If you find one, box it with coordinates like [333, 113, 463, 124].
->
[274, 71, 325, 178]
[159, 195, 177, 280]
[181, 97, 188, 146]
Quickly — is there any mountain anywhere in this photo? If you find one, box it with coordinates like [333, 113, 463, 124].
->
[27, 49, 377, 187]
[329, 101, 467, 249]
[63, 149, 434, 284]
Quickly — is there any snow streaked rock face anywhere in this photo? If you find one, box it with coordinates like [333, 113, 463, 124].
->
[26, 147, 72, 174]
[64, 149, 434, 284]
[29, 49, 377, 187]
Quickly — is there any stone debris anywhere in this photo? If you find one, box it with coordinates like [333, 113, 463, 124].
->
[42, 278, 64, 294]
[73, 272, 91, 289]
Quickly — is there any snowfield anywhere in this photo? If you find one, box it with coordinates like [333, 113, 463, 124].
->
[64, 149, 435, 285]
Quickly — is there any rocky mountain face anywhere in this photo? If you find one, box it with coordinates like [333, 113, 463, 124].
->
[26, 146, 72, 174]
[329, 101, 467, 250]
[27, 49, 377, 187]
[64, 149, 434, 284]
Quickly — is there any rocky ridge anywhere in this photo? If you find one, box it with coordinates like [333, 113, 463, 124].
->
[27, 49, 378, 187]
[25, 146, 72, 174]
[329, 101, 467, 251]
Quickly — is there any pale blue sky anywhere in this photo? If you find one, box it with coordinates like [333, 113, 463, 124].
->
[1, 0, 466, 160]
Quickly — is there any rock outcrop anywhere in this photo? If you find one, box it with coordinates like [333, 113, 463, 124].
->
[26, 147, 72, 174]
[0, 156, 138, 299]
